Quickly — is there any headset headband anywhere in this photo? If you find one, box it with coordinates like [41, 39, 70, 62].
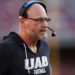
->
[23, 1, 41, 8]
[19, 1, 47, 18]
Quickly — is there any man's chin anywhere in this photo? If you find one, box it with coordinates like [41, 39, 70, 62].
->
[38, 33, 48, 40]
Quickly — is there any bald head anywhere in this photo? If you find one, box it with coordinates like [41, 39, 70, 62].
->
[27, 4, 47, 18]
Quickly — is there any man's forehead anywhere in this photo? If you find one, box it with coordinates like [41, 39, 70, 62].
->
[27, 3, 45, 11]
[27, 4, 47, 18]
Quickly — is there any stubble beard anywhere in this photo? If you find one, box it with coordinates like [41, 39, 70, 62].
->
[30, 31, 48, 40]
[27, 27, 48, 40]
[37, 32, 48, 40]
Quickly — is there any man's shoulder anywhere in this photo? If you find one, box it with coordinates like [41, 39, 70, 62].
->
[0, 42, 12, 57]
[0, 42, 9, 49]
[0, 40, 11, 51]
[0, 39, 16, 52]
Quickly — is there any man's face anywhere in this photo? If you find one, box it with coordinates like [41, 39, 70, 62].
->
[26, 4, 48, 40]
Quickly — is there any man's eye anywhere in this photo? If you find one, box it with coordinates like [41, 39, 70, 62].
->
[39, 18, 44, 22]
[34, 18, 51, 22]
[46, 18, 49, 21]
[35, 18, 43, 21]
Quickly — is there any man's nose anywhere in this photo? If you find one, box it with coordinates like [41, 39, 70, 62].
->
[41, 21, 48, 28]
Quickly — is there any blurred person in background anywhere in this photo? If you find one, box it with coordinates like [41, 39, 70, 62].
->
[0, 1, 51, 75]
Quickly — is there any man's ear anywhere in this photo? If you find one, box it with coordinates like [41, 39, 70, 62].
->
[19, 17, 29, 29]
[19, 17, 28, 25]
[19, 17, 25, 23]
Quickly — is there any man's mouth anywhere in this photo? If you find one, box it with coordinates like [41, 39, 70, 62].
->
[40, 29, 46, 32]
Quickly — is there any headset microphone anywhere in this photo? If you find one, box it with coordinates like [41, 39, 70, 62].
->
[47, 27, 56, 37]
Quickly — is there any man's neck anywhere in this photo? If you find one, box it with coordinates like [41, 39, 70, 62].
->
[18, 32, 38, 54]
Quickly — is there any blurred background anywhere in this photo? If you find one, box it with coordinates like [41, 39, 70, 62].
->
[0, 0, 75, 75]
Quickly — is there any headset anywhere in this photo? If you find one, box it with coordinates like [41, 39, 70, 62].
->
[19, 1, 56, 37]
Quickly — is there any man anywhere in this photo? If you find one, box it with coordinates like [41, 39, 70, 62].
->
[0, 1, 51, 75]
